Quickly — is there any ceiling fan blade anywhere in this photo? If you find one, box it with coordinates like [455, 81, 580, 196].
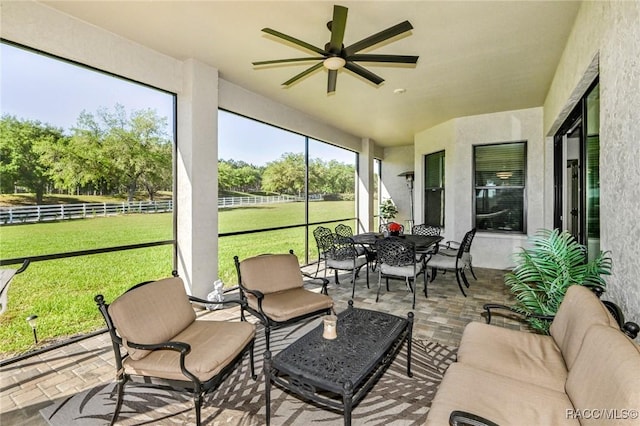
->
[282, 62, 324, 86]
[253, 57, 325, 66]
[262, 28, 327, 55]
[327, 69, 338, 93]
[344, 21, 414, 55]
[346, 54, 419, 64]
[328, 5, 348, 53]
[344, 62, 384, 85]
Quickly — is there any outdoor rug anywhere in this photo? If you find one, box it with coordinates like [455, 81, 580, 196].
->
[40, 318, 457, 425]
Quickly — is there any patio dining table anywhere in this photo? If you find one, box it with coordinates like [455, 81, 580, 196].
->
[351, 232, 442, 255]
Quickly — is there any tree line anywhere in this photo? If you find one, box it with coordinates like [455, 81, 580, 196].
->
[1, 105, 172, 203]
[1, 106, 356, 204]
[219, 153, 355, 197]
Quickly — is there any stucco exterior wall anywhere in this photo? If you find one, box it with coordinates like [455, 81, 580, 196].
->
[544, 0, 640, 326]
[413, 119, 456, 233]
[380, 145, 415, 228]
[599, 2, 640, 325]
[414, 108, 543, 270]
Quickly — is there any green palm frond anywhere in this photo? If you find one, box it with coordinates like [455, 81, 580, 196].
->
[504, 228, 612, 334]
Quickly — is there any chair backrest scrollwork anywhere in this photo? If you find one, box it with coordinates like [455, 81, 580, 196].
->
[376, 237, 416, 267]
[313, 226, 334, 255]
[328, 235, 358, 261]
[335, 224, 354, 238]
[412, 224, 442, 237]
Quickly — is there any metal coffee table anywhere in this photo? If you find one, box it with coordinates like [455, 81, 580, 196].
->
[264, 301, 414, 426]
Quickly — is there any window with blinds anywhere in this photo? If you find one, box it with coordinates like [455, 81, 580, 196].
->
[473, 141, 526, 233]
[424, 150, 445, 226]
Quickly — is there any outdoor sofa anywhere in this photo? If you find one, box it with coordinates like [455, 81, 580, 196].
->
[425, 285, 640, 425]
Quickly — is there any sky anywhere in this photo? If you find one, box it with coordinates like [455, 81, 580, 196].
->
[1, 42, 355, 166]
[1, 43, 175, 135]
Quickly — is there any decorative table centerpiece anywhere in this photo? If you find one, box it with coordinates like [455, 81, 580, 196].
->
[388, 222, 402, 236]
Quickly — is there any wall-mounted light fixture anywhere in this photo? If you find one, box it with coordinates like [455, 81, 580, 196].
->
[26, 314, 38, 344]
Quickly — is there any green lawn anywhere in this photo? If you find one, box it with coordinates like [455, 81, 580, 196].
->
[0, 200, 355, 357]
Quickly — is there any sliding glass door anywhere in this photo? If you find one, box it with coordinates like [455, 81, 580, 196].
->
[553, 78, 600, 259]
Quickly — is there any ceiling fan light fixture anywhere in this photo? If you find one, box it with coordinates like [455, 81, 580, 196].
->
[254, 5, 417, 93]
[323, 56, 346, 70]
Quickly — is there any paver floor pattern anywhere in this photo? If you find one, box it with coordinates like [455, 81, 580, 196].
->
[1, 264, 525, 425]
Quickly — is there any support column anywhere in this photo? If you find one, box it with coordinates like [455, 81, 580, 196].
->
[357, 138, 375, 233]
[176, 59, 219, 298]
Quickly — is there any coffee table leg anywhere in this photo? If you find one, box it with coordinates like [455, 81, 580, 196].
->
[264, 350, 272, 426]
[407, 312, 414, 377]
[342, 380, 353, 426]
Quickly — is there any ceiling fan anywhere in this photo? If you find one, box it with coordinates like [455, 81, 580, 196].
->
[252, 4, 419, 94]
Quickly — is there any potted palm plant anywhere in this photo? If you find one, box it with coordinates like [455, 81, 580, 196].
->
[504, 228, 612, 334]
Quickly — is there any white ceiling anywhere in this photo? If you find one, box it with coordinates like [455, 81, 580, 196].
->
[41, 1, 581, 147]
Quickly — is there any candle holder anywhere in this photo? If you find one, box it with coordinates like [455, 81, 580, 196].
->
[322, 314, 338, 340]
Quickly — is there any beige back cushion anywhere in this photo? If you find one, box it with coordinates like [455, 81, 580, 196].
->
[550, 285, 618, 369]
[239, 253, 303, 294]
[108, 277, 196, 360]
[566, 325, 640, 425]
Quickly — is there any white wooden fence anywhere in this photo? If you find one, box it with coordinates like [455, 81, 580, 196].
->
[0, 201, 173, 225]
[217, 195, 300, 207]
[0, 195, 304, 224]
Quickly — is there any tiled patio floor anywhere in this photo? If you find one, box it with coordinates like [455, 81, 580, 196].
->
[1, 265, 524, 425]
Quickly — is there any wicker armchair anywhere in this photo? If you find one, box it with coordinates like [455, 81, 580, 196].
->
[234, 250, 333, 350]
[95, 276, 256, 426]
[375, 237, 426, 309]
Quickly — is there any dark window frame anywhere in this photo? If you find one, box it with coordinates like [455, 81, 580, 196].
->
[473, 141, 527, 234]
[423, 150, 445, 227]
[217, 108, 359, 265]
[0, 39, 178, 267]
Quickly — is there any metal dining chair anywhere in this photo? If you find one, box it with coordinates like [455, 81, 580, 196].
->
[426, 228, 477, 296]
[375, 237, 426, 309]
[313, 226, 335, 278]
[325, 235, 369, 296]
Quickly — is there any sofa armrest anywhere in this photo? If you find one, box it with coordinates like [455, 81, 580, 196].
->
[482, 303, 554, 325]
[601, 300, 640, 339]
[449, 410, 499, 426]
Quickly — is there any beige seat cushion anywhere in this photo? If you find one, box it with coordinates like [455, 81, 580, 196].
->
[109, 277, 196, 360]
[247, 287, 333, 322]
[380, 262, 424, 278]
[566, 324, 640, 425]
[239, 253, 304, 294]
[326, 255, 367, 271]
[457, 321, 567, 391]
[427, 253, 458, 269]
[550, 284, 619, 369]
[124, 320, 255, 382]
[425, 363, 579, 426]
